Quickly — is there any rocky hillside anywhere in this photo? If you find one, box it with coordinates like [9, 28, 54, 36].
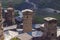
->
[2, 0, 60, 10]
[2, 0, 60, 25]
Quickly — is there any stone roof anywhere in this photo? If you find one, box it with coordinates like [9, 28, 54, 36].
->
[34, 24, 41, 28]
[44, 17, 57, 21]
[4, 30, 18, 40]
[32, 31, 43, 37]
[17, 33, 32, 40]
[22, 9, 33, 13]
[7, 7, 13, 10]
[40, 24, 45, 28]
[3, 25, 17, 31]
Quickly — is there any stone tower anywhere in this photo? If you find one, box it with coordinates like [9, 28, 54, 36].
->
[43, 17, 57, 40]
[7, 7, 15, 25]
[6, 1, 15, 26]
[22, 9, 33, 32]
[0, 2, 4, 40]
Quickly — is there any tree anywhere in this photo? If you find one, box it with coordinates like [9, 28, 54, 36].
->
[10, 37, 20, 40]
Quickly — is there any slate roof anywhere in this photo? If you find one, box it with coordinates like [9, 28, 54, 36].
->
[4, 24, 60, 40]
[17, 33, 32, 40]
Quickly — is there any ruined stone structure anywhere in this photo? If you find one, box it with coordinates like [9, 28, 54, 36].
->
[5, 8, 15, 26]
[4, 2, 15, 26]
[22, 9, 33, 32]
[0, 2, 4, 40]
[43, 17, 57, 40]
